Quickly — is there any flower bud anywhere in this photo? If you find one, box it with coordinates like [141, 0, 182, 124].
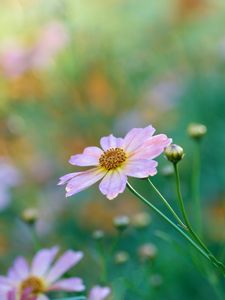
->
[114, 251, 130, 264]
[92, 229, 105, 240]
[132, 212, 151, 229]
[113, 215, 130, 232]
[187, 123, 207, 140]
[164, 144, 184, 164]
[21, 208, 38, 225]
[138, 243, 158, 262]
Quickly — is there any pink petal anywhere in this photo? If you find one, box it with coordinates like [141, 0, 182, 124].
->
[69, 146, 103, 167]
[122, 125, 155, 153]
[99, 169, 127, 200]
[58, 173, 77, 185]
[11, 257, 29, 280]
[89, 286, 111, 300]
[0, 276, 14, 293]
[123, 159, 158, 178]
[48, 277, 85, 292]
[7, 268, 20, 282]
[65, 167, 106, 197]
[131, 134, 172, 160]
[45, 250, 83, 284]
[31, 246, 59, 277]
[100, 134, 124, 151]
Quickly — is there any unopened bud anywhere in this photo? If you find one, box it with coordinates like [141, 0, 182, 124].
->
[164, 144, 184, 164]
[132, 212, 151, 229]
[138, 243, 158, 261]
[114, 251, 130, 264]
[92, 229, 105, 240]
[21, 208, 38, 225]
[113, 215, 130, 232]
[187, 123, 207, 140]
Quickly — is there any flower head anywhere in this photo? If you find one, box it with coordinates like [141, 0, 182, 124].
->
[59, 125, 171, 200]
[0, 247, 85, 300]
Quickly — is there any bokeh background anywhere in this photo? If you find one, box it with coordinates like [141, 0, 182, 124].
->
[0, 0, 225, 299]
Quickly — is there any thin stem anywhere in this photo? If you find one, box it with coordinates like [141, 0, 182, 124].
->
[173, 163, 225, 275]
[127, 182, 209, 261]
[192, 140, 202, 233]
[147, 178, 186, 230]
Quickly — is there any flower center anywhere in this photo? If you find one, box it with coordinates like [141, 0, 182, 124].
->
[20, 276, 45, 295]
[99, 147, 126, 170]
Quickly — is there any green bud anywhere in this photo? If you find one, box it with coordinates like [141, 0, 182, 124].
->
[138, 243, 158, 261]
[164, 144, 184, 164]
[21, 208, 38, 225]
[113, 215, 130, 232]
[92, 229, 105, 240]
[132, 212, 151, 229]
[114, 251, 130, 264]
[187, 123, 207, 140]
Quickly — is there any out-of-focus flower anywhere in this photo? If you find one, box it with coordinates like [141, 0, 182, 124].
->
[7, 288, 36, 300]
[88, 285, 111, 300]
[59, 125, 171, 200]
[31, 21, 69, 70]
[21, 208, 39, 225]
[138, 243, 158, 262]
[0, 157, 21, 211]
[114, 251, 130, 264]
[92, 229, 105, 240]
[113, 215, 130, 232]
[0, 246, 85, 300]
[187, 123, 207, 140]
[0, 21, 69, 79]
[131, 212, 151, 229]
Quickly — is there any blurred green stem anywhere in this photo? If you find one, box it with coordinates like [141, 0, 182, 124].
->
[127, 182, 209, 261]
[29, 225, 41, 252]
[192, 140, 202, 234]
[173, 163, 225, 276]
[147, 178, 186, 230]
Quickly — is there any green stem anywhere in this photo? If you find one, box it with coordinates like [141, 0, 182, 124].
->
[147, 178, 186, 230]
[192, 140, 202, 233]
[127, 182, 210, 261]
[173, 163, 225, 276]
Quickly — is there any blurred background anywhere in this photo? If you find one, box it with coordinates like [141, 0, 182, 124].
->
[0, 0, 225, 299]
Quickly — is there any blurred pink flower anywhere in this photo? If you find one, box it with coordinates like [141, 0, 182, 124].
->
[31, 21, 69, 70]
[0, 21, 69, 78]
[59, 125, 171, 200]
[0, 158, 21, 211]
[89, 286, 111, 300]
[7, 288, 36, 300]
[0, 246, 85, 300]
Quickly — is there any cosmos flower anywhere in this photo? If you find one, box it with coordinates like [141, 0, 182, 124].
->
[0, 247, 85, 300]
[0, 21, 69, 78]
[88, 286, 110, 300]
[6, 288, 36, 300]
[59, 125, 171, 200]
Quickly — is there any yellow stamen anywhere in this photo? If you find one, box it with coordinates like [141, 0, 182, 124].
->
[20, 276, 45, 295]
[99, 148, 126, 170]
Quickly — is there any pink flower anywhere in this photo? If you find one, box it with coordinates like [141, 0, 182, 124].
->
[59, 125, 171, 200]
[0, 247, 85, 300]
[89, 286, 110, 300]
[0, 157, 21, 211]
[7, 288, 36, 300]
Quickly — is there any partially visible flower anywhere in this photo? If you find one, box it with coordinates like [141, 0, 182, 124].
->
[0, 158, 21, 211]
[138, 243, 158, 261]
[59, 125, 171, 200]
[131, 212, 151, 229]
[89, 286, 111, 300]
[0, 246, 85, 300]
[114, 251, 130, 264]
[7, 288, 36, 300]
[113, 215, 130, 232]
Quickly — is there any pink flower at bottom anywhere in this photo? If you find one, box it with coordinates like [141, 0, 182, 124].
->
[89, 286, 111, 300]
[59, 125, 171, 200]
[0, 247, 85, 300]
